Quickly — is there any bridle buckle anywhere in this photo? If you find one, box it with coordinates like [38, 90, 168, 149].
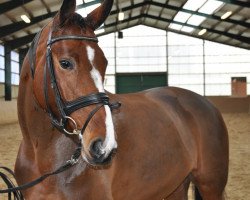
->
[62, 116, 81, 135]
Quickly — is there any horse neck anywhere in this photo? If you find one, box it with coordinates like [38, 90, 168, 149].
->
[18, 56, 60, 148]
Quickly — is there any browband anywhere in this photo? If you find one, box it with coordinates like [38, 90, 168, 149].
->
[48, 35, 98, 45]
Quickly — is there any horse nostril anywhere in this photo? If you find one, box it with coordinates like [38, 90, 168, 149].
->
[90, 139, 105, 159]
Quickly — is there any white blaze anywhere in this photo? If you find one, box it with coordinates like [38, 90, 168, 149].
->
[86, 46, 117, 155]
[90, 68, 104, 92]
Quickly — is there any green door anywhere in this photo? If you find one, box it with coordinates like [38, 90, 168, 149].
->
[116, 73, 167, 94]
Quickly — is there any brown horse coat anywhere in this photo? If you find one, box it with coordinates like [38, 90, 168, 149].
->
[15, 0, 228, 199]
[16, 71, 228, 199]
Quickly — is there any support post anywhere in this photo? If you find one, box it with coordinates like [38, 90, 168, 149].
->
[114, 32, 117, 93]
[203, 40, 206, 96]
[4, 45, 11, 101]
[166, 31, 169, 86]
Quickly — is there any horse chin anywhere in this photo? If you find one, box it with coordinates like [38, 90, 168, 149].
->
[82, 149, 117, 168]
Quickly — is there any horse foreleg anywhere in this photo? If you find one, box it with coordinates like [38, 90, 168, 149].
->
[191, 181, 226, 200]
[162, 177, 190, 200]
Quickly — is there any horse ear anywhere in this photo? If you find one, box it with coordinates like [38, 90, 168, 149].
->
[59, 0, 76, 24]
[86, 0, 114, 30]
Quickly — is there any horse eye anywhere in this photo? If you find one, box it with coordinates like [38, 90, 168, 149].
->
[59, 60, 73, 70]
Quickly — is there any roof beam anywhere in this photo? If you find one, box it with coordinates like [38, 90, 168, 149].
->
[217, 0, 250, 8]
[127, 0, 135, 28]
[144, 14, 250, 44]
[40, 0, 51, 13]
[0, 1, 104, 39]
[109, 1, 250, 29]
[0, 0, 33, 15]
[105, 14, 142, 29]
[110, 2, 144, 15]
[98, 14, 249, 49]
[98, 23, 139, 37]
[77, 0, 102, 9]
[4, 0, 250, 49]
[149, 1, 250, 29]
[144, 22, 249, 50]
[0, 11, 56, 39]
[5, 33, 36, 50]
[106, 12, 249, 47]
[82, 1, 250, 45]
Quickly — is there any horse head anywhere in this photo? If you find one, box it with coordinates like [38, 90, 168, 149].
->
[32, 0, 116, 167]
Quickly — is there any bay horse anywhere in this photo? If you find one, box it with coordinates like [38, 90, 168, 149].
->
[13, 0, 228, 199]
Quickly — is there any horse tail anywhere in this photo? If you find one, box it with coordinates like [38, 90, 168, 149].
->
[0, 166, 24, 200]
[194, 186, 203, 200]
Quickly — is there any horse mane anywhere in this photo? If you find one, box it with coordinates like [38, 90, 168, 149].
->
[71, 13, 87, 29]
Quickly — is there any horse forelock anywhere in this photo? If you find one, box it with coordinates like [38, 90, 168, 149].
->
[51, 12, 91, 35]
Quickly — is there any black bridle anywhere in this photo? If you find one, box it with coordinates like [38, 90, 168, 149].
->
[44, 31, 120, 136]
[0, 29, 120, 198]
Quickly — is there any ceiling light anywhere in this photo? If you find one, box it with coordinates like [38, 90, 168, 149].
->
[199, 0, 224, 15]
[187, 15, 206, 26]
[198, 29, 207, 35]
[181, 26, 195, 33]
[221, 11, 232, 19]
[21, 15, 31, 23]
[169, 23, 182, 31]
[173, 11, 191, 23]
[183, 0, 207, 11]
[118, 12, 124, 21]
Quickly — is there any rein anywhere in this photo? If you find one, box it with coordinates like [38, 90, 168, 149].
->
[0, 146, 81, 195]
[0, 28, 120, 198]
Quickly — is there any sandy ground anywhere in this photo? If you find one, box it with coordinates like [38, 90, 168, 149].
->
[0, 113, 249, 199]
[223, 113, 250, 200]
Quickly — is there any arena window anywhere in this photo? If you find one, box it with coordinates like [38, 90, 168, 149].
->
[11, 51, 20, 85]
[0, 45, 4, 83]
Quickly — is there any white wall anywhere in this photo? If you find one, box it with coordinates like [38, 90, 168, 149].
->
[98, 26, 250, 96]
